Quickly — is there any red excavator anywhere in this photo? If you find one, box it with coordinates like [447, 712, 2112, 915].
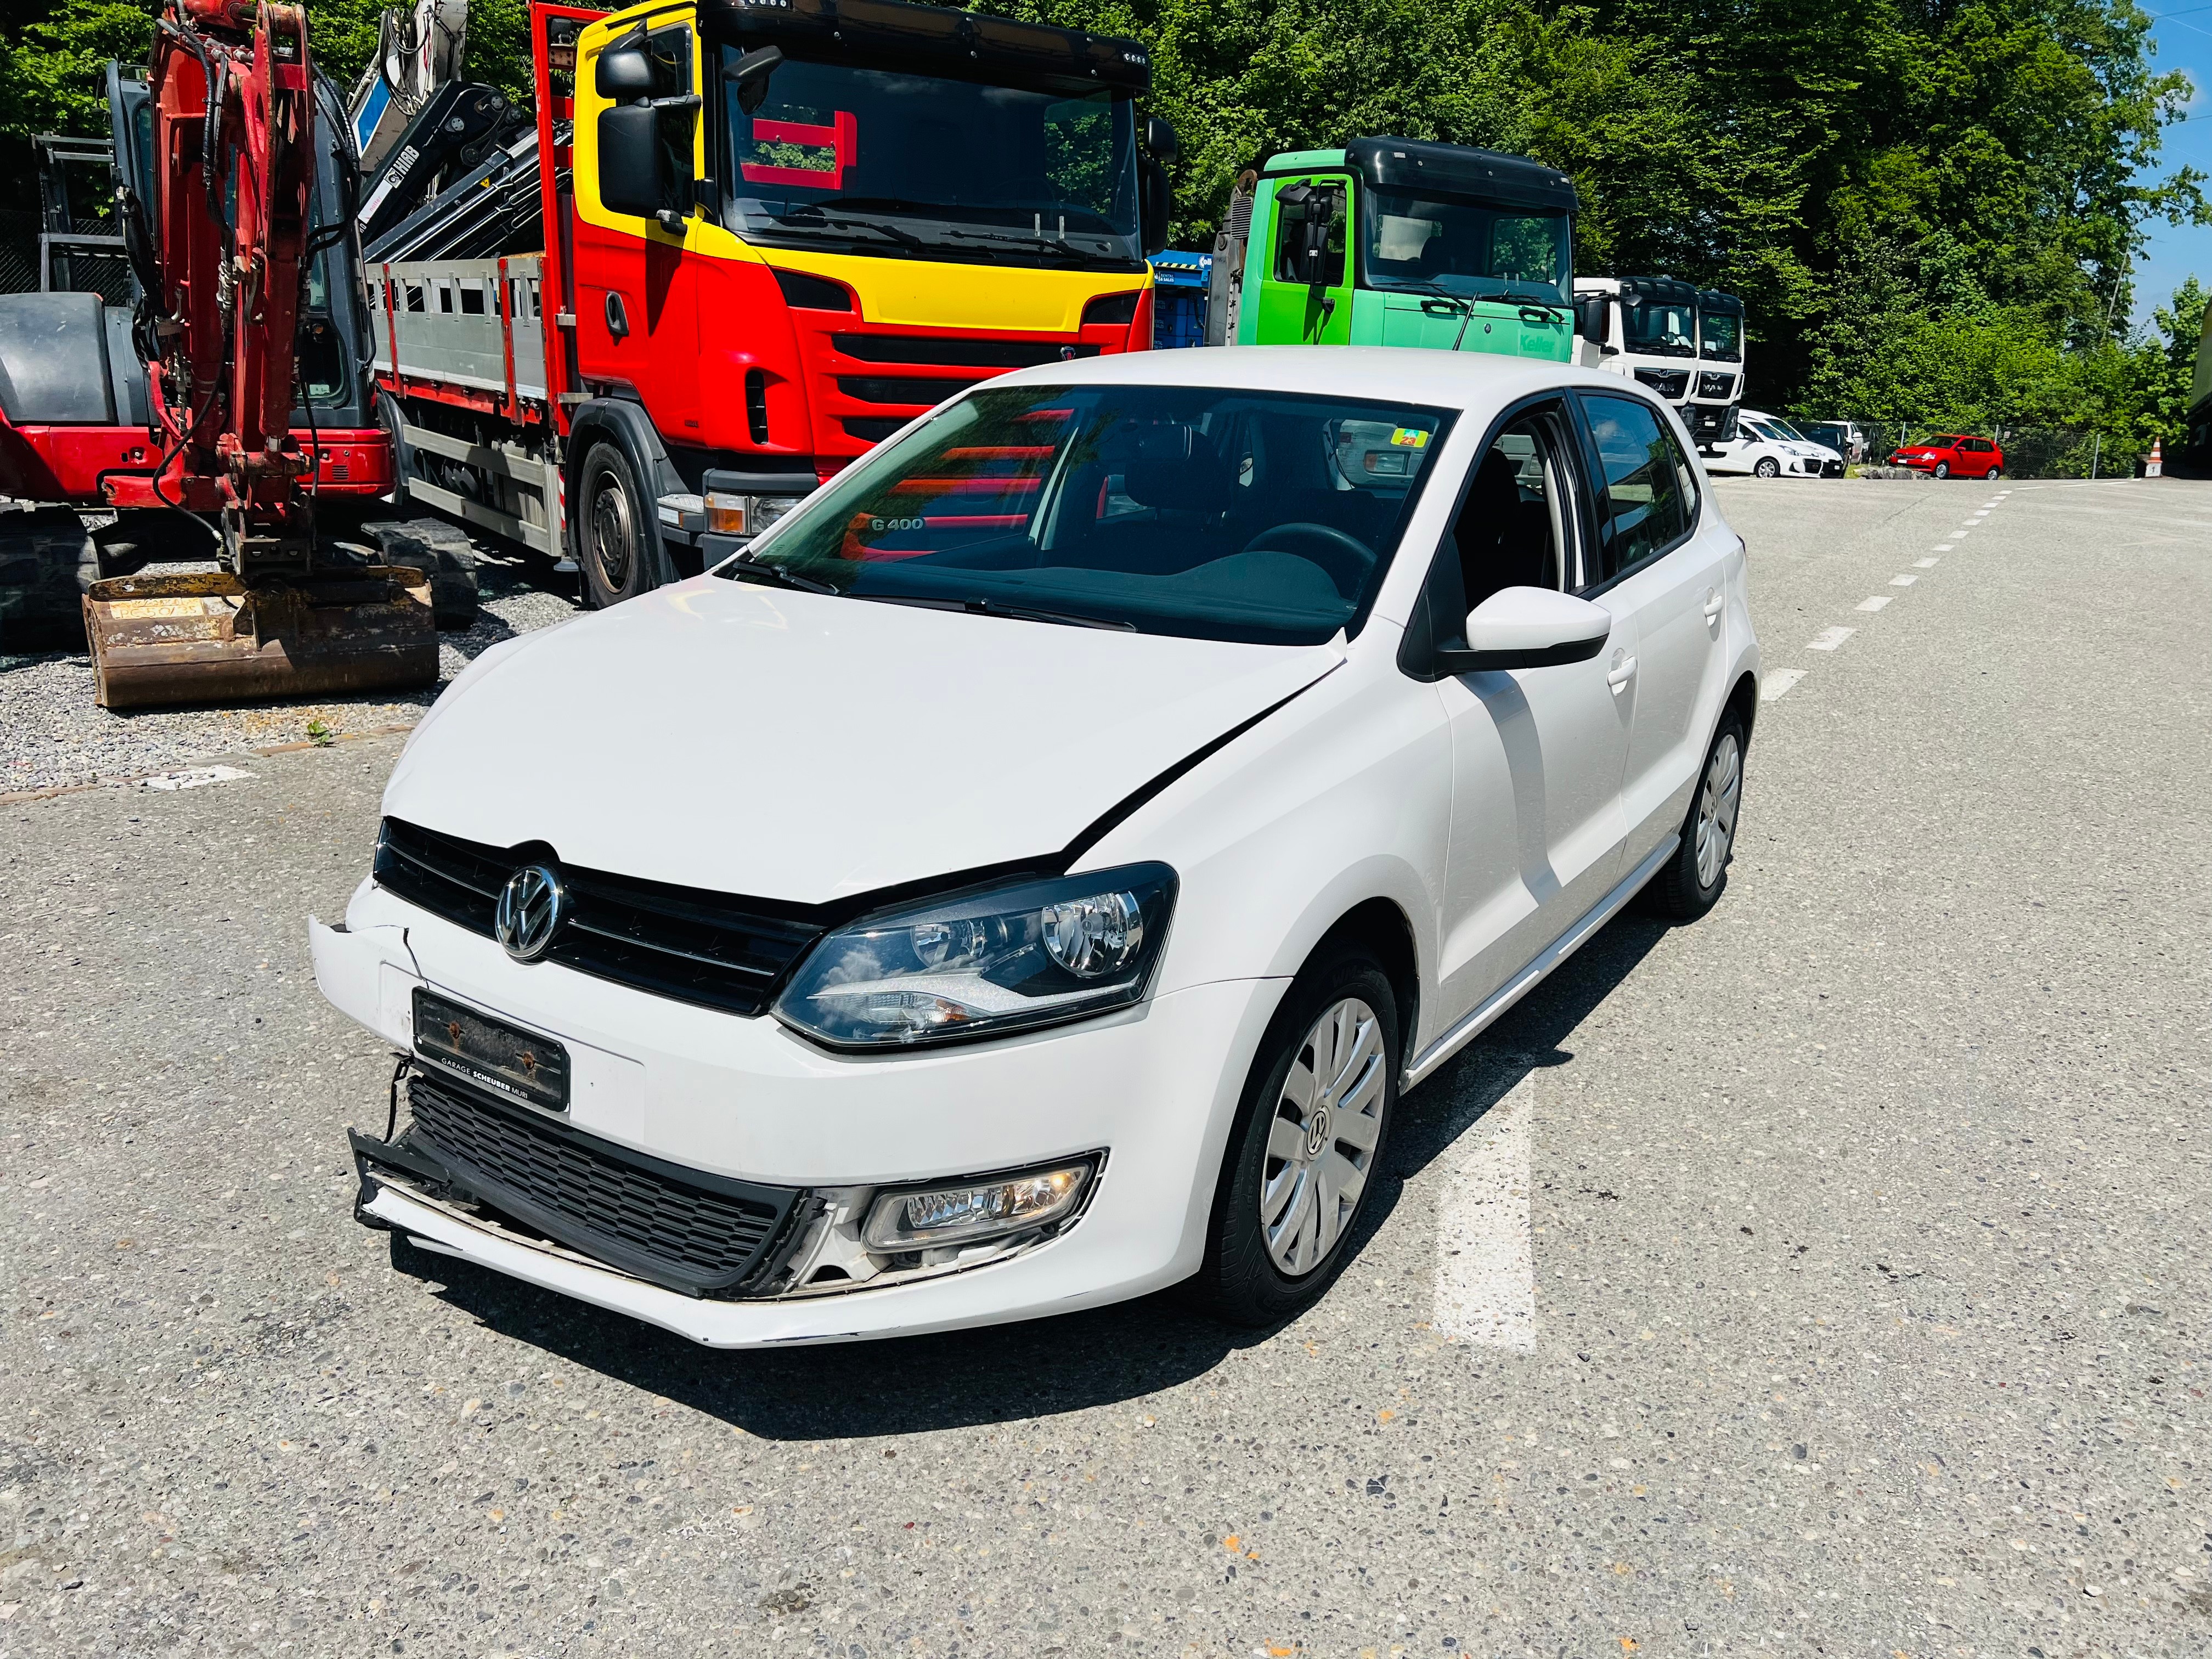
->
[58, 1, 444, 706]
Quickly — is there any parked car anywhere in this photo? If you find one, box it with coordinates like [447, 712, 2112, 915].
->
[1704, 408, 1844, 478]
[1801, 420, 1870, 464]
[312, 347, 1761, 1347]
[1889, 433, 2003, 478]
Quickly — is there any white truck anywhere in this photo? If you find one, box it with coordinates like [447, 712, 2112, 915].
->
[1572, 275, 1747, 449]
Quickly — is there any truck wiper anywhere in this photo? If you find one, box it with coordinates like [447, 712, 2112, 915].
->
[1496, 291, 1567, 315]
[776, 205, 923, 249]
[720, 554, 838, 595]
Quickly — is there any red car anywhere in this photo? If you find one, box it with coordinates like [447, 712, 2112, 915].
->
[1889, 433, 2004, 479]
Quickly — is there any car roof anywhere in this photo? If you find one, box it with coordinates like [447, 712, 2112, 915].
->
[977, 346, 1650, 415]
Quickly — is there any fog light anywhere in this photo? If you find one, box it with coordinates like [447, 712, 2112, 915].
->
[861, 1159, 1097, 1251]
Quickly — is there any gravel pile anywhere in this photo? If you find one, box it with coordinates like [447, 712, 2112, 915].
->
[1, 536, 578, 797]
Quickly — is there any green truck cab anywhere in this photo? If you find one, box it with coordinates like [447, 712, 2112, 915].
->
[1204, 137, 1578, 362]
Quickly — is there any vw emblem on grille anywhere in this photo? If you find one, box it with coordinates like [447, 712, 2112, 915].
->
[494, 862, 568, 963]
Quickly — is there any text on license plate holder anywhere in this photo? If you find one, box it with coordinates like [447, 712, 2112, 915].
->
[412, 988, 570, 1110]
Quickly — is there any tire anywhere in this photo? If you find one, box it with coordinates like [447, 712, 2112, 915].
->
[1190, 947, 1400, 1328]
[1934, 460, 1951, 478]
[1985, 466, 2000, 480]
[1752, 456, 1780, 479]
[1641, 710, 1746, 921]
[575, 439, 667, 609]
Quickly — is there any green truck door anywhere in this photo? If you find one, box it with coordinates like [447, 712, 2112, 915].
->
[1251, 176, 1354, 345]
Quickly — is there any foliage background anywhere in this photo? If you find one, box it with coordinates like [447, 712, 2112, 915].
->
[1, 0, 2204, 461]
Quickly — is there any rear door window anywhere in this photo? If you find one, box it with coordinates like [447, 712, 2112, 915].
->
[1577, 393, 1697, 583]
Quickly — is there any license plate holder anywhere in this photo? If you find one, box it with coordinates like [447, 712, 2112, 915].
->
[412, 988, 571, 1111]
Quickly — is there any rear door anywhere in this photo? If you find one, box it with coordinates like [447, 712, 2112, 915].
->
[1575, 391, 1731, 873]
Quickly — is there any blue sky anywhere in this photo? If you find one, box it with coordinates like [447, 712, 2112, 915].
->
[2132, 6, 2212, 329]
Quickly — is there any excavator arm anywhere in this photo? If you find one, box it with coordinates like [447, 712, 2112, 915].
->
[81, 0, 441, 708]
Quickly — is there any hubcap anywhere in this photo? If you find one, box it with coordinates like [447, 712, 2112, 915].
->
[1694, 732, 1741, 889]
[590, 470, 633, 591]
[1261, 997, 1386, 1278]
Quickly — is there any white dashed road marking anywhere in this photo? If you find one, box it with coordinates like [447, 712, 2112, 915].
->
[1890, 574, 1918, 586]
[1435, 1074, 1536, 1352]
[1916, 557, 1940, 568]
[1857, 596, 1894, 612]
[1760, 668, 1809, 701]
[1936, 543, 1955, 551]
[1807, 627, 1855, 651]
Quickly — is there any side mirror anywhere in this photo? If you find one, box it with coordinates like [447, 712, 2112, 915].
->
[724, 44, 782, 115]
[596, 43, 654, 100]
[1436, 587, 1611, 673]
[599, 103, 666, 219]
[1143, 114, 1179, 166]
[1572, 292, 1609, 343]
[1138, 156, 1171, 254]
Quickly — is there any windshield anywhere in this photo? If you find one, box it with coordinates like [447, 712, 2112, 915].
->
[1359, 187, 1570, 303]
[723, 53, 1142, 269]
[728, 383, 1456, 645]
[1920, 436, 1962, 448]
[1700, 310, 1741, 361]
[1623, 300, 1696, 358]
[1762, 417, 1810, 443]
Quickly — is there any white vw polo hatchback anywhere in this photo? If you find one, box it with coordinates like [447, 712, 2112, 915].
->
[313, 347, 1759, 1346]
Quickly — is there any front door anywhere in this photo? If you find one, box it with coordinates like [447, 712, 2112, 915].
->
[1253, 174, 1353, 345]
[1434, 398, 1637, 1023]
[1576, 392, 1730, 870]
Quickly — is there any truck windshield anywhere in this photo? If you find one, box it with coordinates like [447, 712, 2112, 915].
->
[723, 54, 1142, 269]
[723, 383, 1455, 646]
[1623, 300, 1696, 358]
[1700, 311, 1742, 361]
[1358, 188, 1570, 302]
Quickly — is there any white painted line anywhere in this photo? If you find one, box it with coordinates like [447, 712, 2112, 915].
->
[1935, 543, 1955, 550]
[1760, 668, 1809, 700]
[138, 766, 253, 792]
[1890, 573, 1918, 586]
[1916, 557, 1940, 568]
[1857, 595, 1893, 612]
[1807, 625, 1855, 651]
[1434, 1074, 1536, 1352]
[1972, 511, 1990, 518]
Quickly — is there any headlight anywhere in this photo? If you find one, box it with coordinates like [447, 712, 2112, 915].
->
[706, 492, 807, 537]
[772, 864, 1177, 1049]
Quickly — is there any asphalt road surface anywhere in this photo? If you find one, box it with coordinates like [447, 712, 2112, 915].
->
[3, 477, 2207, 1658]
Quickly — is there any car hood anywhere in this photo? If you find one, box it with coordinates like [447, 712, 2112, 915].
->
[384, 578, 1345, 904]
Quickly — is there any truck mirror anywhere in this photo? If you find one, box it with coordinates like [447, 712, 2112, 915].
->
[1139, 156, 1171, 254]
[599, 103, 666, 220]
[596, 44, 654, 101]
[1143, 115, 1179, 166]
[724, 45, 783, 115]
[1573, 292, 1609, 343]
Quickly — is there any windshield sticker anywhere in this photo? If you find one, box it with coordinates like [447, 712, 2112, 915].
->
[1389, 427, 1429, 448]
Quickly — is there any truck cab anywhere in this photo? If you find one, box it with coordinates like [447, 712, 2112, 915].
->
[1688, 289, 1746, 448]
[1209, 137, 1576, 361]
[1572, 275, 1700, 421]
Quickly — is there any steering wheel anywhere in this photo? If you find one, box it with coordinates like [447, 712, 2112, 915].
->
[1239, 522, 1376, 599]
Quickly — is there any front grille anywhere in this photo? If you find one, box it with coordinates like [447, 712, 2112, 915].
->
[832, 334, 1099, 369]
[842, 415, 907, 442]
[1696, 371, 1736, 400]
[374, 818, 825, 1016]
[405, 1070, 800, 1296]
[837, 374, 981, 407]
[1633, 368, 1690, 399]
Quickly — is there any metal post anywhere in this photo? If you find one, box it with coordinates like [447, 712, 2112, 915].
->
[2090, 433, 2101, 480]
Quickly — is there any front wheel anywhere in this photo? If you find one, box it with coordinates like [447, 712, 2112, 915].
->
[1752, 456, 1780, 479]
[1985, 465, 2001, 480]
[1641, 711, 1746, 920]
[576, 439, 667, 609]
[1934, 460, 1951, 478]
[1192, 949, 1400, 1327]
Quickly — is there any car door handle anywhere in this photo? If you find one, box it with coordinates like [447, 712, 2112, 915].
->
[1702, 589, 1724, 622]
[1607, 655, 1638, 691]
[605, 290, 630, 340]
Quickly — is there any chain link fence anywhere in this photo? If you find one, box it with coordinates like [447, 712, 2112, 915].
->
[1800, 418, 2153, 478]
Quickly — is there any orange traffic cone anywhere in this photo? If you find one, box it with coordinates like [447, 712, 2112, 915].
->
[2147, 438, 2164, 477]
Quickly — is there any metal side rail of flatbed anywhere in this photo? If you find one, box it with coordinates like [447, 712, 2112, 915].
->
[370, 256, 569, 560]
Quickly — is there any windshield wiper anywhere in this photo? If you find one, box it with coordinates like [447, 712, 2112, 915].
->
[775, 205, 923, 249]
[720, 554, 837, 595]
[1497, 290, 1566, 313]
[856, 592, 1133, 630]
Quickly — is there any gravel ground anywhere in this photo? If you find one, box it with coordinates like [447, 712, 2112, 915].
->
[0, 528, 578, 798]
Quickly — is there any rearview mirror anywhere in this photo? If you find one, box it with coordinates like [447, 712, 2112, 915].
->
[1437, 587, 1611, 673]
[596, 43, 654, 100]
[1138, 156, 1171, 254]
[1572, 292, 1609, 344]
[1144, 115, 1179, 166]
[724, 44, 782, 114]
[599, 104, 666, 219]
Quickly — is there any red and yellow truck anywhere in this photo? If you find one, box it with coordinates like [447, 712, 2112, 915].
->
[376, 0, 1175, 606]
